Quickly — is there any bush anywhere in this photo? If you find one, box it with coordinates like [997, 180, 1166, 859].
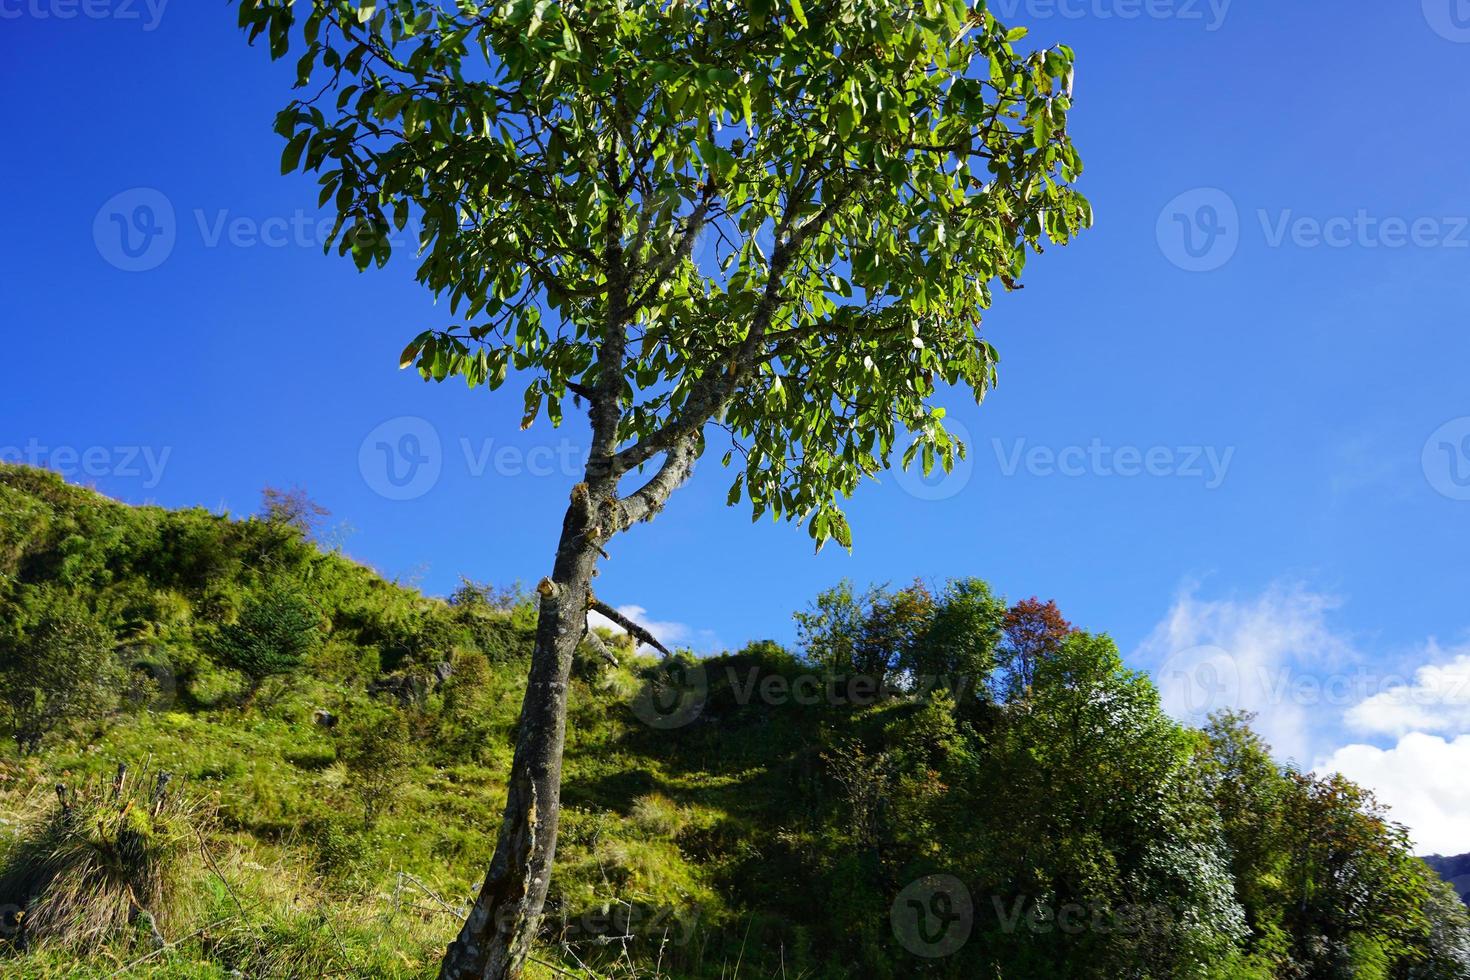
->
[337, 706, 413, 827]
[0, 765, 205, 954]
[0, 590, 123, 753]
[208, 586, 321, 702]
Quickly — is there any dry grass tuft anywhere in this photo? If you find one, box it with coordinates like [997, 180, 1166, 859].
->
[0, 763, 207, 954]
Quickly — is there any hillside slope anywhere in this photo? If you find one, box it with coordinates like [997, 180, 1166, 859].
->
[1, 465, 1468, 979]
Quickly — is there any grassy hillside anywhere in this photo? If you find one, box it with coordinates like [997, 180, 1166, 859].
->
[1, 465, 1468, 979]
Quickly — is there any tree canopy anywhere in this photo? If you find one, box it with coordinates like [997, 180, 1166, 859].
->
[238, 0, 1090, 546]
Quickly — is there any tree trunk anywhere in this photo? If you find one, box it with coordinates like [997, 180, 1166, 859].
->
[440, 495, 600, 980]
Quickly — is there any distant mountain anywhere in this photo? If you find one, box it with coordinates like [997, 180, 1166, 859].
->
[1425, 853, 1470, 906]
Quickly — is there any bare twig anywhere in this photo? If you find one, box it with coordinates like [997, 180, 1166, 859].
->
[588, 598, 672, 657]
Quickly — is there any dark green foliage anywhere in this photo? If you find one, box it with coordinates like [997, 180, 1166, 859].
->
[336, 705, 412, 827]
[1, 465, 1467, 979]
[207, 587, 321, 696]
[1200, 711, 1470, 978]
[794, 577, 1003, 708]
[0, 588, 123, 753]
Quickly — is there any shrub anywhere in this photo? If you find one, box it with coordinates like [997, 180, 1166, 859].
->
[208, 586, 320, 702]
[0, 590, 123, 753]
[0, 765, 204, 954]
[337, 706, 413, 827]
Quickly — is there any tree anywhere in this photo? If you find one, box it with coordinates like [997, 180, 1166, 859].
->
[232, 1, 1089, 975]
[259, 484, 331, 538]
[997, 595, 1074, 699]
[1198, 711, 1294, 962]
[0, 589, 123, 753]
[209, 586, 321, 701]
[905, 576, 1006, 694]
[972, 632, 1246, 975]
[338, 704, 413, 827]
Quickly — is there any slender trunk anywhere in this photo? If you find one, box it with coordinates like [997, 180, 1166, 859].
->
[440, 495, 600, 980]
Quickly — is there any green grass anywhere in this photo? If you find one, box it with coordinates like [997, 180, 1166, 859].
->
[0, 652, 814, 979]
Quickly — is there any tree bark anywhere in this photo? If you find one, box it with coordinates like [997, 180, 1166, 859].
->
[439, 494, 601, 980]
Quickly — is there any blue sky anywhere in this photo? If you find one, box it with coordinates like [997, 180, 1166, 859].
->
[4, 1, 1470, 852]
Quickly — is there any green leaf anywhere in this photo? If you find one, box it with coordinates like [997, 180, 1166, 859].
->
[521, 386, 542, 430]
[398, 336, 426, 370]
[280, 132, 309, 174]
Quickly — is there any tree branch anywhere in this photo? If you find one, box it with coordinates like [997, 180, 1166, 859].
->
[581, 627, 620, 667]
[589, 598, 672, 657]
[617, 435, 699, 528]
[612, 173, 866, 473]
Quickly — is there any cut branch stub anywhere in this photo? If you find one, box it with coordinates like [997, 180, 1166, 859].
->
[588, 598, 671, 658]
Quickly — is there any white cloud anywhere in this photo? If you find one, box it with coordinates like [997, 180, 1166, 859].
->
[1137, 583, 1470, 856]
[1345, 643, 1470, 737]
[1320, 734, 1470, 856]
[588, 603, 720, 654]
[1136, 583, 1355, 762]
